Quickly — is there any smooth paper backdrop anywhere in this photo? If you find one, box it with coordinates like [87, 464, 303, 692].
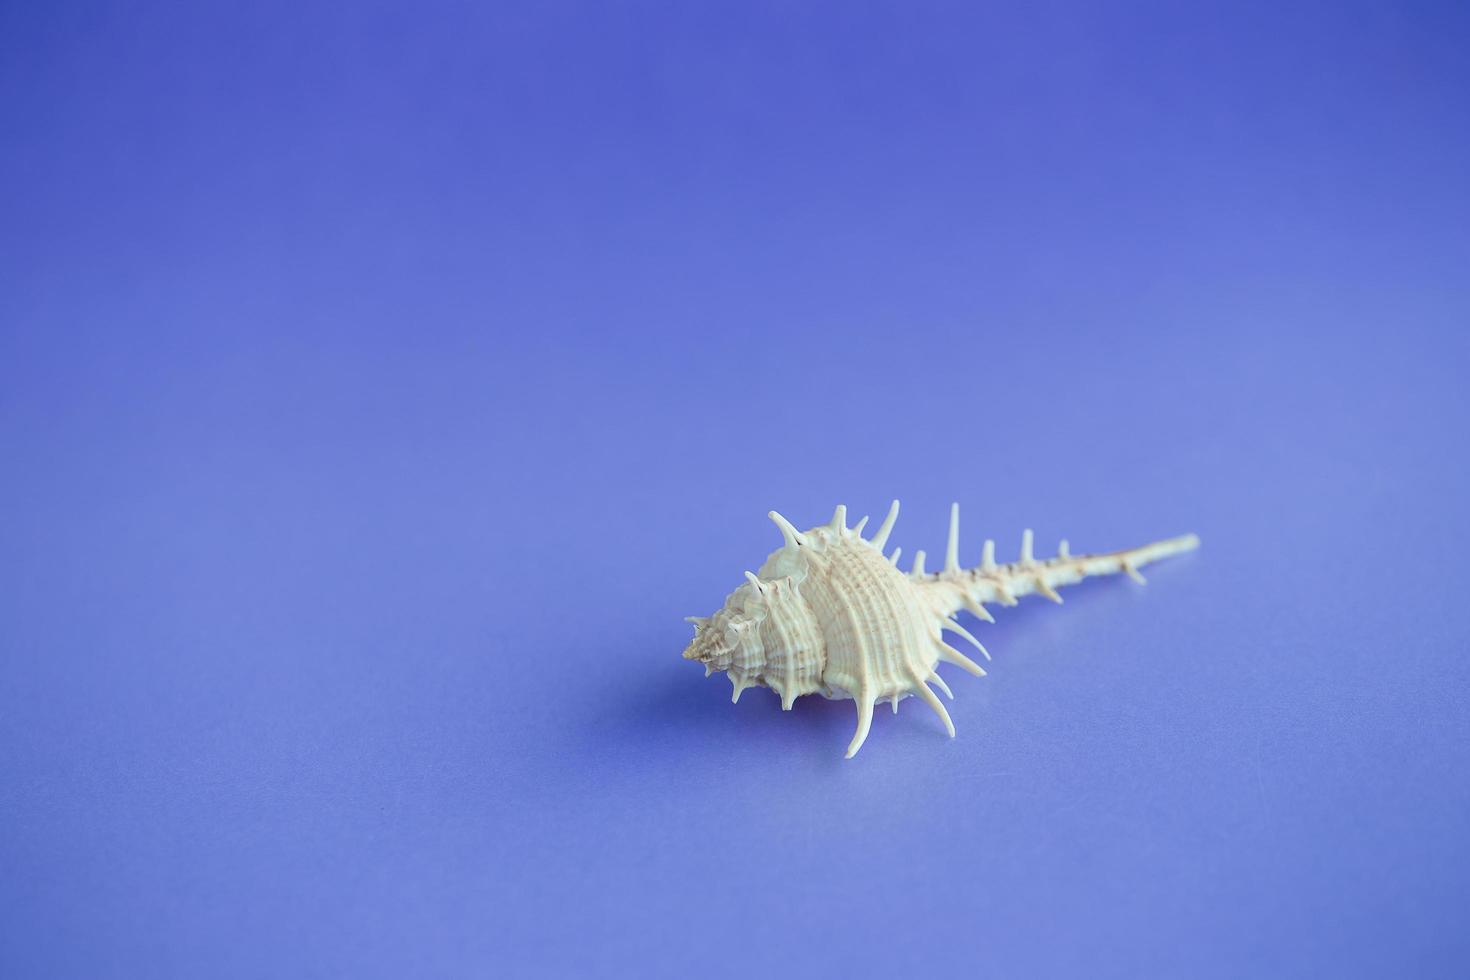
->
[3, 3, 1468, 977]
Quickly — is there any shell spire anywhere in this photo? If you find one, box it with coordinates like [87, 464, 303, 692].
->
[682, 501, 1199, 757]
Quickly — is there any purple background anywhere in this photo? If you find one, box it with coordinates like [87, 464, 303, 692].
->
[3, 2, 1468, 976]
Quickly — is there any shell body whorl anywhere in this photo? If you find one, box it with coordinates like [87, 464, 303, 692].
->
[776, 524, 941, 702]
[683, 500, 1199, 757]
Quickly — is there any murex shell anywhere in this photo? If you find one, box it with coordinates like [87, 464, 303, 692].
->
[682, 501, 1199, 757]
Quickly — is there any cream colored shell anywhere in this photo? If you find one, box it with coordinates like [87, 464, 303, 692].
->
[682, 501, 1199, 757]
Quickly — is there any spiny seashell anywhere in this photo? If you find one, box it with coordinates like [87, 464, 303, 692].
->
[682, 501, 1199, 757]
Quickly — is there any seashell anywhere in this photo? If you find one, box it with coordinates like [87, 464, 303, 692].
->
[682, 501, 1199, 757]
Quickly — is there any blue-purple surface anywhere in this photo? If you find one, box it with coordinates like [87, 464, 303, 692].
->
[3, 3, 1469, 977]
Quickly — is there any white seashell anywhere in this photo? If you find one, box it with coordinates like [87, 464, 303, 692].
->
[683, 501, 1199, 758]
